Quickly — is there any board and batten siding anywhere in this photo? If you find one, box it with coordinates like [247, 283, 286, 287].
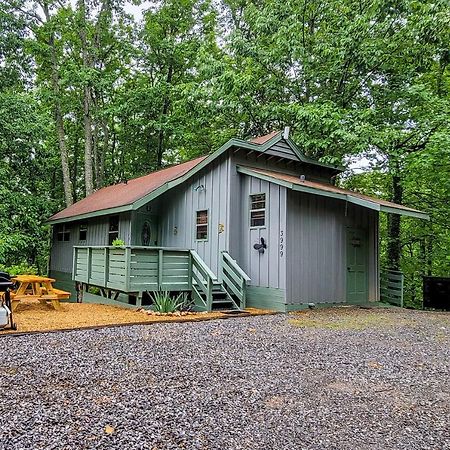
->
[237, 175, 287, 290]
[158, 156, 230, 276]
[49, 213, 132, 274]
[286, 190, 379, 305]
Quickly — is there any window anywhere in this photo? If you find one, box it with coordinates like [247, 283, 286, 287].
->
[196, 210, 208, 240]
[108, 216, 119, 245]
[79, 224, 87, 241]
[250, 193, 266, 227]
[57, 224, 71, 242]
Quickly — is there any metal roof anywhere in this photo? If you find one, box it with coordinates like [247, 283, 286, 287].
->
[49, 156, 207, 224]
[237, 166, 429, 220]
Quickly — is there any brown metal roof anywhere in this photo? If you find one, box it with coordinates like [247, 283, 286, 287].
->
[250, 131, 280, 144]
[50, 156, 207, 222]
[243, 167, 427, 217]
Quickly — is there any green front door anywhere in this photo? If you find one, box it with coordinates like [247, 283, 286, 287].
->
[346, 228, 368, 304]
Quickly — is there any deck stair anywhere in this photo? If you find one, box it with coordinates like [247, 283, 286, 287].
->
[73, 246, 250, 312]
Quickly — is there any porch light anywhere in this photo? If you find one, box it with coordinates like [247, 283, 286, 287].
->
[194, 184, 205, 192]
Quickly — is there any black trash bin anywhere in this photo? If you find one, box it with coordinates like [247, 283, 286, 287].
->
[423, 276, 450, 311]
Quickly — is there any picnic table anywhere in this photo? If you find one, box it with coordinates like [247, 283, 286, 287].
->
[10, 275, 70, 311]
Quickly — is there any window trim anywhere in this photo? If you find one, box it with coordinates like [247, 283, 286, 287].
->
[195, 209, 209, 241]
[249, 193, 267, 229]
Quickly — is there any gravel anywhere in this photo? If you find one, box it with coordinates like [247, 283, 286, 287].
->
[0, 309, 448, 450]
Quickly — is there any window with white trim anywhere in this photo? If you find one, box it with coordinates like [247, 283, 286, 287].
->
[57, 224, 71, 242]
[196, 210, 208, 240]
[250, 193, 266, 227]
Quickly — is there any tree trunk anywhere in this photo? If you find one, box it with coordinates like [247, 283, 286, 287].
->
[83, 86, 94, 195]
[78, 0, 95, 196]
[387, 172, 403, 270]
[72, 127, 81, 203]
[41, 2, 73, 207]
[97, 118, 108, 188]
[156, 64, 173, 168]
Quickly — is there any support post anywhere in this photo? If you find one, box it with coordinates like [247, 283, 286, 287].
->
[158, 249, 164, 290]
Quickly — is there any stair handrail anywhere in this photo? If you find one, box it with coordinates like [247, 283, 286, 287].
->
[190, 250, 217, 310]
[190, 250, 218, 282]
[220, 251, 250, 309]
[222, 251, 251, 282]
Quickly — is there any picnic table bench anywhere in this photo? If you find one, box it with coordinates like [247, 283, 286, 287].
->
[10, 275, 70, 311]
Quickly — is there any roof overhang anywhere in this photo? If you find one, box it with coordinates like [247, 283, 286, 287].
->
[47, 134, 343, 225]
[237, 166, 430, 220]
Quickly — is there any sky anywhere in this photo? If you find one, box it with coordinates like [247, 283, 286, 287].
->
[124, 1, 151, 21]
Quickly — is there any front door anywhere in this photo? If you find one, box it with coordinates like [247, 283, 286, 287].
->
[346, 228, 368, 304]
[133, 213, 159, 246]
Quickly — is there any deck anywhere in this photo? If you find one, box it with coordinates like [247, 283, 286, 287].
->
[73, 246, 250, 311]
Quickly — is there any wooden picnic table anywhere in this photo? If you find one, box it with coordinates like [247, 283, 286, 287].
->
[10, 275, 70, 311]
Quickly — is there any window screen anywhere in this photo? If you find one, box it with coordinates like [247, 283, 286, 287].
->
[196, 210, 208, 240]
[250, 194, 266, 227]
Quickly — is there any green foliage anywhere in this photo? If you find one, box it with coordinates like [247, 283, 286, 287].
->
[111, 239, 126, 247]
[150, 291, 189, 313]
[0, 263, 38, 276]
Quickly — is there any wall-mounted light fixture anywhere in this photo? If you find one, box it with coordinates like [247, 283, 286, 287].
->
[193, 184, 205, 192]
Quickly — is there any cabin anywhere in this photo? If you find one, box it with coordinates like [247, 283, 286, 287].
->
[48, 129, 428, 311]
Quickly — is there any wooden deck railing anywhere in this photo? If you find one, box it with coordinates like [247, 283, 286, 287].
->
[380, 269, 404, 307]
[73, 246, 192, 293]
[220, 251, 251, 309]
[73, 246, 226, 311]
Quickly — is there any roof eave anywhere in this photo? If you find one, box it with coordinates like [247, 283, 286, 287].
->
[237, 166, 429, 220]
[47, 204, 134, 225]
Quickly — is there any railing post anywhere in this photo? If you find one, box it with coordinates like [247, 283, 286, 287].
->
[400, 272, 404, 308]
[219, 251, 223, 283]
[158, 249, 164, 290]
[241, 280, 246, 309]
[72, 247, 77, 281]
[187, 252, 193, 290]
[206, 277, 213, 312]
[103, 247, 109, 287]
[86, 247, 92, 284]
[124, 247, 131, 292]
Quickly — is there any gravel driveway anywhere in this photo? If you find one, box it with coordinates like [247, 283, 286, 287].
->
[0, 308, 448, 450]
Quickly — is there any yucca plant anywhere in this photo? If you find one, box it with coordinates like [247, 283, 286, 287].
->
[151, 291, 188, 313]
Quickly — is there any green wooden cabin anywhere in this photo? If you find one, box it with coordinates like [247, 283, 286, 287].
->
[48, 129, 428, 311]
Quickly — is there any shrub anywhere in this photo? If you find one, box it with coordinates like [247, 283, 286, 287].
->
[0, 263, 38, 276]
[151, 291, 190, 313]
[111, 239, 126, 247]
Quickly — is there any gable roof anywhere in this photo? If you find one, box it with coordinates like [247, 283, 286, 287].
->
[49, 157, 206, 224]
[237, 166, 429, 220]
[250, 131, 345, 171]
[49, 132, 345, 225]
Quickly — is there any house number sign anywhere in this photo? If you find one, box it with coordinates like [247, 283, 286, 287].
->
[279, 230, 284, 257]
